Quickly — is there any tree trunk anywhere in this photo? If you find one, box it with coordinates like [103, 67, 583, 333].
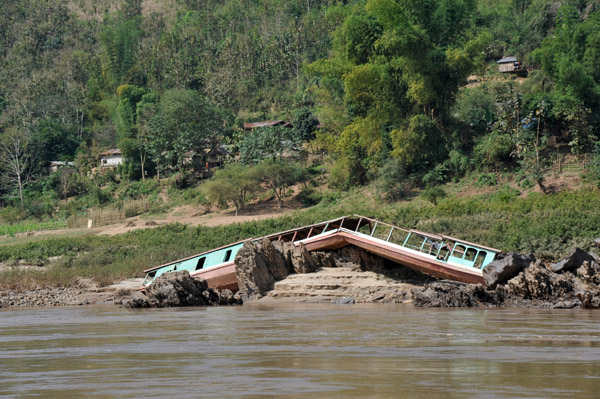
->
[17, 175, 24, 207]
[139, 149, 146, 181]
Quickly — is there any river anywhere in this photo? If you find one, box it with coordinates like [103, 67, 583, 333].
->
[1, 303, 599, 398]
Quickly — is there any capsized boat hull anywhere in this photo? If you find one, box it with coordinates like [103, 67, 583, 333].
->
[190, 262, 238, 292]
[301, 230, 485, 284]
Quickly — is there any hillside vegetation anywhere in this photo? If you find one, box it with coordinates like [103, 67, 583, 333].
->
[1, 0, 600, 286]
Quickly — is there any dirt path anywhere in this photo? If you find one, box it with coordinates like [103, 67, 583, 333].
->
[98, 199, 294, 236]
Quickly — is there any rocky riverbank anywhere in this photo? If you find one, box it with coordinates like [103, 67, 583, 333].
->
[3, 239, 600, 310]
[411, 248, 600, 308]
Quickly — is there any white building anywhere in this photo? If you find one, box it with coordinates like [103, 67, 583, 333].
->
[99, 148, 123, 169]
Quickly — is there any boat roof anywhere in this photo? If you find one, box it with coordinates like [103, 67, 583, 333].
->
[143, 215, 502, 275]
[143, 239, 251, 273]
[440, 234, 502, 253]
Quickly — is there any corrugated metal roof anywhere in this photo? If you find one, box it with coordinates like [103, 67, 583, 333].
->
[99, 148, 122, 156]
[243, 120, 292, 130]
[497, 56, 517, 64]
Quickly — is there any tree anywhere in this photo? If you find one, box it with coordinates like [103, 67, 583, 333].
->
[0, 127, 31, 206]
[239, 126, 300, 164]
[202, 164, 260, 216]
[391, 114, 445, 175]
[255, 160, 308, 208]
[293, 108, 319, 141]
[160, 89, 223, 171]
[422, 186, 447, 206]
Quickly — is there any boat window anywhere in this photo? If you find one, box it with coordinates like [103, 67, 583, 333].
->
[357, 223, 372, 235]
[474, 251, 487, 269]
[389, 229, 409, 246]
[172, 264, 178, 271]
[452, 245, 466, 258]
[195, 257, 206, 271]
[404, 234, 425, 250]
[465, 248, 477, 262]
[223, 250, 232, 262]
[422, 238, 442, 255]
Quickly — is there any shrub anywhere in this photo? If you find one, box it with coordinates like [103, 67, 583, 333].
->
[475, 173, 498, 187]
[422, 187, 447, 206]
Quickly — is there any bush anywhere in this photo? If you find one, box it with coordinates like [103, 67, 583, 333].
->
[297, 188, 322, 207]
[422, 187, 447, 206]
[475, 173, 498, 187]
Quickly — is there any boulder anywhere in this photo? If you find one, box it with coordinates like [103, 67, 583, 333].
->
[507, 262, 573, 300]
[235, 239, 322, 301]
[219, 289, 237, 305]
[411, 282, 497, 308]
[272, 241, 317, 274]
[235, 239, 290, 301]
[123, 291, 151, 309]
[551, 248, 596, 273]
[333, 296, 355, 304]
[144, 271, 208, 307]
[577, 291, 600, 309]
[204, 288, 221, 305]
[483, 252, 536, 288]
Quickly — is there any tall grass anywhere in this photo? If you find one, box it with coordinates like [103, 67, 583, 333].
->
[0, 220, 68, 237]
[66, 198, 151, 228]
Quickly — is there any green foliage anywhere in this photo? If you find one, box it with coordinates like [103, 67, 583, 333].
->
[202, 163, 261, 215]
[422, 186, 447, 206]
[239, 126, 301, 164]
[99, 12, 142, 89]
[254, 160, 309, 208]
[453, 86, 496, 135]
[475, 172, 498, 187]
[292, 108, 319, 141]
[473, 131, 514, 170]
[296, 187, 323, 207]
[0, 220, 67, 237]
[391, 114, 446, 175]
[376, 158, 407, 201]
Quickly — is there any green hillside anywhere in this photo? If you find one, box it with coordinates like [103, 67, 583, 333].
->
[1, 0, 600, 223]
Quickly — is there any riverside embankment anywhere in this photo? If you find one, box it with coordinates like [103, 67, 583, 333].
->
[3, 240, 600, 310]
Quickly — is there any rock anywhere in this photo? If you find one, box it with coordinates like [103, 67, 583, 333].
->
[411, 282, 497, 308]
[219, 289, 237, 305]
[145, 220, 158, 226]
[577, 291, 600, 309]
[235, 239, 319, 301]
[271, 241, 316, 274]
[143, 271, 208, 307]
[332, 246, 386, 272]
[483, 252, 536, 288]
[332, 296, 355, 304]
[311, 251, 336, 268]
[552, 300, 579, 309]
[551, 247, 596, 273]
[507, 262, 573, 300]
[123, 291, 151, 309]
[290, 243, 317, 274]
[235, 239, 290, 301]
[202, 288, 220, 305]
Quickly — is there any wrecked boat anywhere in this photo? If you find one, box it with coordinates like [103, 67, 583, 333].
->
[142, 215, 503, 290]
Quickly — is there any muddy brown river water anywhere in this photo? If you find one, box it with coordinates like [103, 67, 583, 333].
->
[1, 303, 599, 398]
